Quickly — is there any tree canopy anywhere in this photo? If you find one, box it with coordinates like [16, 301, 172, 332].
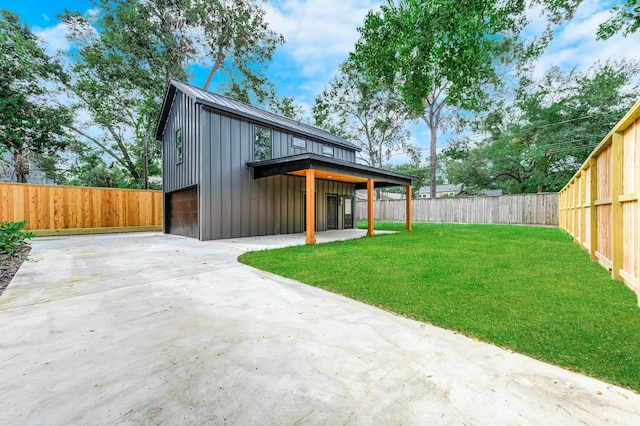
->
[350, 0, 549, 198]
[0, 10, 73, 183]
[59, 0, 284, 187]
[443, 60, 640, 194]
[598, 0, 640, 39]
[2, 0, 640, 190]
[313, 60, 415, 168]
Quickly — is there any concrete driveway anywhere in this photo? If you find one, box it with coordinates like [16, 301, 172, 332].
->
[1, 231, 638, 425]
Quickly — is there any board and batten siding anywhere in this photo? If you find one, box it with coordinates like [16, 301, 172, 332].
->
[199, 109, 356, 240]
[202, 106, 355, 162]
[162, 91, 200, 193]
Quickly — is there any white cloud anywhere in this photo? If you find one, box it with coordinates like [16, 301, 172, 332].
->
[265, 0, 383, 79]
[263, 1, 385, 110]
[34, 22, 72, 55]
[531, 0, 640, 78]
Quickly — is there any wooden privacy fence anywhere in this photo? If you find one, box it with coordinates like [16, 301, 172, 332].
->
[356, 193, 558, 226]
[0, 182, 163, 234]
[559, 98, 640, 304]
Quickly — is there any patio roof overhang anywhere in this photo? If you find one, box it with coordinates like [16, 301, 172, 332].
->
[246, 153, 416, 189]
[247, 153, 416, 245]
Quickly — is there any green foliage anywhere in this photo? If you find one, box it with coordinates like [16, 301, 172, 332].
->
[60, 148, 128, 188]
[385, 162, 429, 197]
[443, 60, 640, 193]
[60, 0, 283, 187]
[269, 96, 306, 121]
[0, 221, 33, 258]
[240, 223, 640, 393]
[0, 10, 74, 183]
[313, 60, 412, 168]
[350, 0, 540, 198]
[597, 0, 640, 39]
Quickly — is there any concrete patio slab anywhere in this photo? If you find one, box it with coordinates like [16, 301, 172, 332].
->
[1, 231, 639, 425]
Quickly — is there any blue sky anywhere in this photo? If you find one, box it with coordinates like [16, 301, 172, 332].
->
[2, 0, 639, 165]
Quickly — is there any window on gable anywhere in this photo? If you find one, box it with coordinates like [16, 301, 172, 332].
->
[292, 137, 306, 149]
[254, 126, 272, 160]
[322, 145, 334, 157]
[176, 128, 183, 163]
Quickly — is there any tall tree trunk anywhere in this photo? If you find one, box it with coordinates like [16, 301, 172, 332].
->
[12, 150, 27, 183]
[204, 45, 226, 90]
[429, 126, 437, 199]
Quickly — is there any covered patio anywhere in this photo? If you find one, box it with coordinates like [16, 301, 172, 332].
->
[247, 153, 415, 244]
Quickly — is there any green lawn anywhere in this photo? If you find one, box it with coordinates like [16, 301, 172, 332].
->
[238, 222, 640, 393]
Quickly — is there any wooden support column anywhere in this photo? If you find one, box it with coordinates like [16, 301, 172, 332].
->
[406, 185, 412, 231]
[589, 158, 598, 261]
[305, 169, 316, 245]
[367, 179, 374, 236]
[612, 132, 623, 280]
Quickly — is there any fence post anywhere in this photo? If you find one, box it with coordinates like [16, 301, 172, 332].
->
[571, 179, 580, 243]
[589, 158, 598, 261]
[612, 132, 624, 281]
[406, 185, 412, 231]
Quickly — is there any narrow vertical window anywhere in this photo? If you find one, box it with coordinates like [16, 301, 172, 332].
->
[176, 128, 183, 163]
[254, 126, 272, 160]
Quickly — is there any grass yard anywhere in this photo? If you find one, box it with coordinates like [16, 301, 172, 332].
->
[238, 222, 640, 393]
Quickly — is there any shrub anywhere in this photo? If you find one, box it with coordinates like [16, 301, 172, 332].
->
[0, 221, 34, 258]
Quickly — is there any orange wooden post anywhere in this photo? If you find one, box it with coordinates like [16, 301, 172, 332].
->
[406, 185, 412, 231]
[367, 179, 374, 236]
[305, 169, 316, 244]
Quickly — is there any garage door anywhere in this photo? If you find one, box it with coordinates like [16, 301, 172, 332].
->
[168, 187, 198, 238]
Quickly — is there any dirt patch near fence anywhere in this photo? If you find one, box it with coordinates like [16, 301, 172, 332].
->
[0, 246, 31, 297]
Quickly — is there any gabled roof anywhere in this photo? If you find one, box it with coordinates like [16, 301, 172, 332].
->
[155, 79, 361, 152]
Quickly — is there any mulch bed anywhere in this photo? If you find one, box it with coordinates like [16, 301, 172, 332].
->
[0, 246, 31, 297]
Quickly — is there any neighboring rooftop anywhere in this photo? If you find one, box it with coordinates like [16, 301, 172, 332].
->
[416, 184, 465, 194]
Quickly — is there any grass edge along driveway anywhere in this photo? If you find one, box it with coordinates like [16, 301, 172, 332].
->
[239, 222, 640, 393]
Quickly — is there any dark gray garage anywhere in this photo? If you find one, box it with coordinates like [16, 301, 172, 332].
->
[166, 186, 198, 238]
[155, 80, 415, 243]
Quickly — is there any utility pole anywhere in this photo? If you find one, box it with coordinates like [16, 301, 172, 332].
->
[143, 133, 148, 189]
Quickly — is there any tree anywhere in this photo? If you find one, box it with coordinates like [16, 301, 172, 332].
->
[352, 1, 535, 199]
[61, 0, 283, 187]
[386, 162, 430, 198]
[443, 60, 640, 193]
[269, 96, 306, 121]
[598, 0, 640, 39]
[313, 60, 412, 168]
[0, 10, 73, 183]
[60, 145, 129, 188]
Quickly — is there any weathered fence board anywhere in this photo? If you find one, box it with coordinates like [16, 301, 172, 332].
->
[559, 98, 640, 305]
[356, 193, 558, 226]
[0, 182, 163, 232]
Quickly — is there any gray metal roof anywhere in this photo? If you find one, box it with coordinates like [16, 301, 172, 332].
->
[155, 79, 361, 152]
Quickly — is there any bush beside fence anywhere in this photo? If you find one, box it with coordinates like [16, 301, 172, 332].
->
[357, 193, 558, 226]
[0, 182, 162, 233]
